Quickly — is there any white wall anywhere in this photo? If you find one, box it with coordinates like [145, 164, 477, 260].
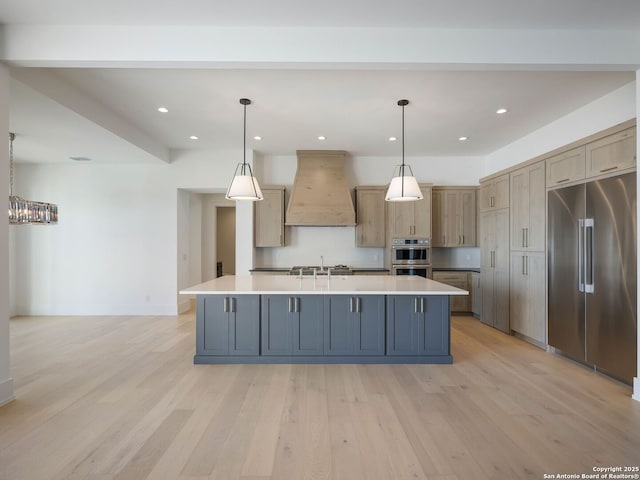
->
[484, 82, 636, 175]
[0, 64, 14, 406]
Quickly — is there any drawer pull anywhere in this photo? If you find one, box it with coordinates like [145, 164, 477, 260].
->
[556, 178, 570, 183]
[600, 166, 618, 173]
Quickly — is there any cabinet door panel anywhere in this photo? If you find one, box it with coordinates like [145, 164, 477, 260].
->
[293, 296, 324, 355]
[509, 253, 528, 334]
[261, 296, 292, 355]
[324, 296, 352, 355]
[356, 188, 386, 247]
[413, 188, 432, 237]
[527, 253, 547, 343]
[199, 295, 229, 355]
[460, 190, 477, 246]
[431, 190, 445, 246]
[229, 295, 260, 356]
[480, 270, 495, 327]
[443, 191, 459, 246]
[586, 127, 636, 178]
[355, 296, 385, 355]
[386, 296, 416, 355]
[255, 188, 285, 247]
[528, 162, 546, 251]
[510, 169, 528, 250]
[418, 297, 448, 356]
[546, 146, 585, 186]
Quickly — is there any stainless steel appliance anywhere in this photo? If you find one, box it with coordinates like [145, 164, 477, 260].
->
[548, 172, 637, 384]
[391, 238, 432, 278]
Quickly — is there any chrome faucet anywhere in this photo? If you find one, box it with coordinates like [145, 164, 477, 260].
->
[320, 255, 324, 272]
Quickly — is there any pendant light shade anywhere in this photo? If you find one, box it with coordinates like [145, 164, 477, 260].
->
[385, 99, 423, 202]
[225, 98, 263, 201]
[7, 132, 59, 224]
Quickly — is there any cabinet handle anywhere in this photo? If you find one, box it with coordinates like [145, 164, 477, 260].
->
[230, 297, 236, 313]
[223, 297, 229, 313]
[414, 297, 419, 313]
[421, 297, 425, 313]
[349, 297, 354, 313]
[522, 256, 526, 275]
[600, 165, 618, 173]
[525, 228, 529, 248]
[556, 178, 570, 184]
[525, 256, 528, 276]
[522, 228, 526, 248]
[294, 297, 300, 313]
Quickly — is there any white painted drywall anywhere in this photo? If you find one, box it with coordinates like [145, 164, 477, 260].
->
[484, 82, 636, 175]
[0, 64, 15, 406]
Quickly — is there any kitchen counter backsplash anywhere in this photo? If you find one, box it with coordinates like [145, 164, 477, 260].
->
[431, 247, 480, 269]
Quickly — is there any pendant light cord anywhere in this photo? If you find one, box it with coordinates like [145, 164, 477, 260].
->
[401, 102, 405, 169]
[242, 101, 247, 174]
[9, 132, 15, 196]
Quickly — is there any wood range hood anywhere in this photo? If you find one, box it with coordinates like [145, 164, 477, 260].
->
[285, 150, 356, 226]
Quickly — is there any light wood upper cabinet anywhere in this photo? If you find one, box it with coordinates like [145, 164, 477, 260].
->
[254, 187, 285, 247]
[585, 126, 636, 178]
[355, 186, 386, 247]
[479, 174, 509, 212]
[388, 184, 432, 238]
[510, 161, 545, 251]
[432, 187, 477, 247]
[546, 146, 586, 186]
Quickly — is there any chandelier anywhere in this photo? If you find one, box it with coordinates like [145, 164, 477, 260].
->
[8, 133, 58, 225]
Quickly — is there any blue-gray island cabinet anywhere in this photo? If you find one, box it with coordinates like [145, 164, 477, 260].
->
[182, 275, 466, 364]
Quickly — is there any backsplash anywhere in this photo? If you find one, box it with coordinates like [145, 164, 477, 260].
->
[431, 247, 481, 268]
[254, 226, 385, 268]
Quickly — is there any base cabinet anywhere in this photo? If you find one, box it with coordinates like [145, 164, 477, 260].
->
[197, 295, 260, 356]
[195, 293, 453, 363]
[386, 295, 449, 357]
[324, 295, 385, 355]
[261, 295, 324, 356]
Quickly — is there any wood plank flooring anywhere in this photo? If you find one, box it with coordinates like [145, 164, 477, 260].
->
[1, 313, 639, 480]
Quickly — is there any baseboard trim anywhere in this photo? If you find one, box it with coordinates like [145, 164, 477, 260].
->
[633, 377, 640, 402]
[0, 377, 15, 407]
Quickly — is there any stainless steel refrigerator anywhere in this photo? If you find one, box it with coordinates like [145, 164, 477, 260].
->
[548, 172, 637, 385]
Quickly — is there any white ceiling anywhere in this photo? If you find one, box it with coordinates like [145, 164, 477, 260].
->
[2, 0, 639, 165]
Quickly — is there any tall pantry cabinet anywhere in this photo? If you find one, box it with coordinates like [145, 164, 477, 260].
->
[509, 161, 546, 344]
[479, 174, 510, 333]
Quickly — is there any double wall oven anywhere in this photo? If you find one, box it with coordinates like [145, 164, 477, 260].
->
[391, 238, 432, 278]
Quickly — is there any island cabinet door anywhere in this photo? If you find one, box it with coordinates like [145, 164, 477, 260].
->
[386, 295, 418, 355]
[228, 295, 260, 356]
[324, 296, 353, 355]
[293, 296, 324, 356]
[416, 296, 449, 356]
[198, 295, 229, 356]
[261, 295, 293, 356]
[353, 295, 385, 356]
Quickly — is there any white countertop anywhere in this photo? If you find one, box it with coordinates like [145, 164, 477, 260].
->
[180, 275, 468, 296]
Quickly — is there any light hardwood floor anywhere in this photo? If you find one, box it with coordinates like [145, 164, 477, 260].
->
[1, 313, 639, 480]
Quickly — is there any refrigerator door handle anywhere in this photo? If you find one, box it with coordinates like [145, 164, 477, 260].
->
[584, 218, 594, 293]
[578, 219, 585, 293]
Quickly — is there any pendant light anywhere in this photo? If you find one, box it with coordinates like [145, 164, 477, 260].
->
[385, 99, 423, 202]
[7, 132, 58, 225]
[225, 98, 263, 201]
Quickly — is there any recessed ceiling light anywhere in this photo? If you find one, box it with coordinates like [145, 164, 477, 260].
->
[189, 135, 199, 140]
[458, 136, 469, 141]
[496, 108, 508, 114]
[157, 107, 169, 113]
[317, 136, 326, 141]
[69, 156, 92, 162]
[389, 137, 397, 142]
[253, 136, 262, 140]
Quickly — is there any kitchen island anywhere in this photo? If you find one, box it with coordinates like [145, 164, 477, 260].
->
[180, 275, 467, 364]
